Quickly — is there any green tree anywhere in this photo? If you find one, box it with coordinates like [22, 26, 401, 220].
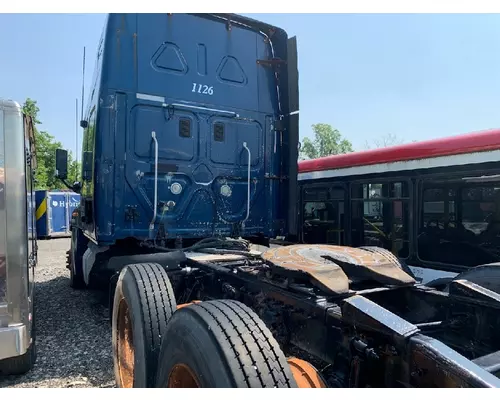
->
[22, 98, 80, 190]
[22, 98, 41, 125]
[300, 123, 353, 160]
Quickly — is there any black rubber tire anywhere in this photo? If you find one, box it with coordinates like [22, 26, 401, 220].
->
[360, 246, 416, 279]
[108, 272, 120, 324]
[112, 262, 177, 388]
[69, 229, 86, 289]
[155, 299, 297, 388]
[69, 261, 85, 289]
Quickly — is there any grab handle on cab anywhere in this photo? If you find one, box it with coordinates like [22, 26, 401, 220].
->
[149, 131, 159, 239]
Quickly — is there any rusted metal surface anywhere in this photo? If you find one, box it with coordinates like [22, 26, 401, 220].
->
[176, 300, 202, 310]
[287, 357, 327, 388]
[261, 245, 350, 294]
[261, 245, 415, 295]
[167, 363, 201, 388]
[116, 297, 135, 388]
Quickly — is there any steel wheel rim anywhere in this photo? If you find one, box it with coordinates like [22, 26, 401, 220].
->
[116, 297, 135, 388]
[287, 357, 327, 388]
[167, 364, 200, 388]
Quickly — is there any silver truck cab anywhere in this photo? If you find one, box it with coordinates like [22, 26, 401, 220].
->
[0, 99, 37, 375]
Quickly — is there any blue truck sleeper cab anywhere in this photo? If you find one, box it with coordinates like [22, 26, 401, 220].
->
[68, 13, 299, 286]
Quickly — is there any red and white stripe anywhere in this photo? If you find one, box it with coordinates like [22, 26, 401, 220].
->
[298, 128, 500, 181]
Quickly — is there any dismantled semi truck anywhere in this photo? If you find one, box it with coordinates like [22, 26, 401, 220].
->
[57, 13, 500, 388]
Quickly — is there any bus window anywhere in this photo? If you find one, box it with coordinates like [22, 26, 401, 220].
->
[351, 181, 410, 258]
[418, 182, 500, 267]
[462, 186, 496, 235]
[302, 186, 345, 245]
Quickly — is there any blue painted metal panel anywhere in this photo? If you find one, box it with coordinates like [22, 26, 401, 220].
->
[67, 193, 80, 219]
[48, 192, 67, 235]
[35, 191, 81, 238]
[35, 190, 48, 237]
[81, 13, 292, 245]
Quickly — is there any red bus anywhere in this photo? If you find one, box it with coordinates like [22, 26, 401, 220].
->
[297, 128, 500, 285]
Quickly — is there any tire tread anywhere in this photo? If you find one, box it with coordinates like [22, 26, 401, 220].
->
[120, 262, 176, 387]
[128, 263, 175, 351]
[189, 299, 295, 388]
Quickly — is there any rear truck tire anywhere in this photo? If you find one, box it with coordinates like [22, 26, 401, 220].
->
[360, 246, 416, 279]
[69, 228, 86, 289]
[112, 262, 177, 388]
[155, 299, 297, 388]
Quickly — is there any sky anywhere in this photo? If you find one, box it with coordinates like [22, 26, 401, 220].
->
[1, 13, 500, 155]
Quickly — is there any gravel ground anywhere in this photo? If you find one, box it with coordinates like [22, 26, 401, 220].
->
[0, 238, 115, 388]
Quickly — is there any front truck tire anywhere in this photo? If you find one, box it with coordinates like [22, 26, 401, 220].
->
[155, 299, 297, 388]
[112, 262, 177, 388]
[69, 227, 86, 289]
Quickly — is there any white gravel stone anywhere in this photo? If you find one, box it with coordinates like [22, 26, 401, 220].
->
[0, 238, 115, 388]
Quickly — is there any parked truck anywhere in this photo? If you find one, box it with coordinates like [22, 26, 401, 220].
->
[56, 13, 500, 388]
[0, 99, 37, 375]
